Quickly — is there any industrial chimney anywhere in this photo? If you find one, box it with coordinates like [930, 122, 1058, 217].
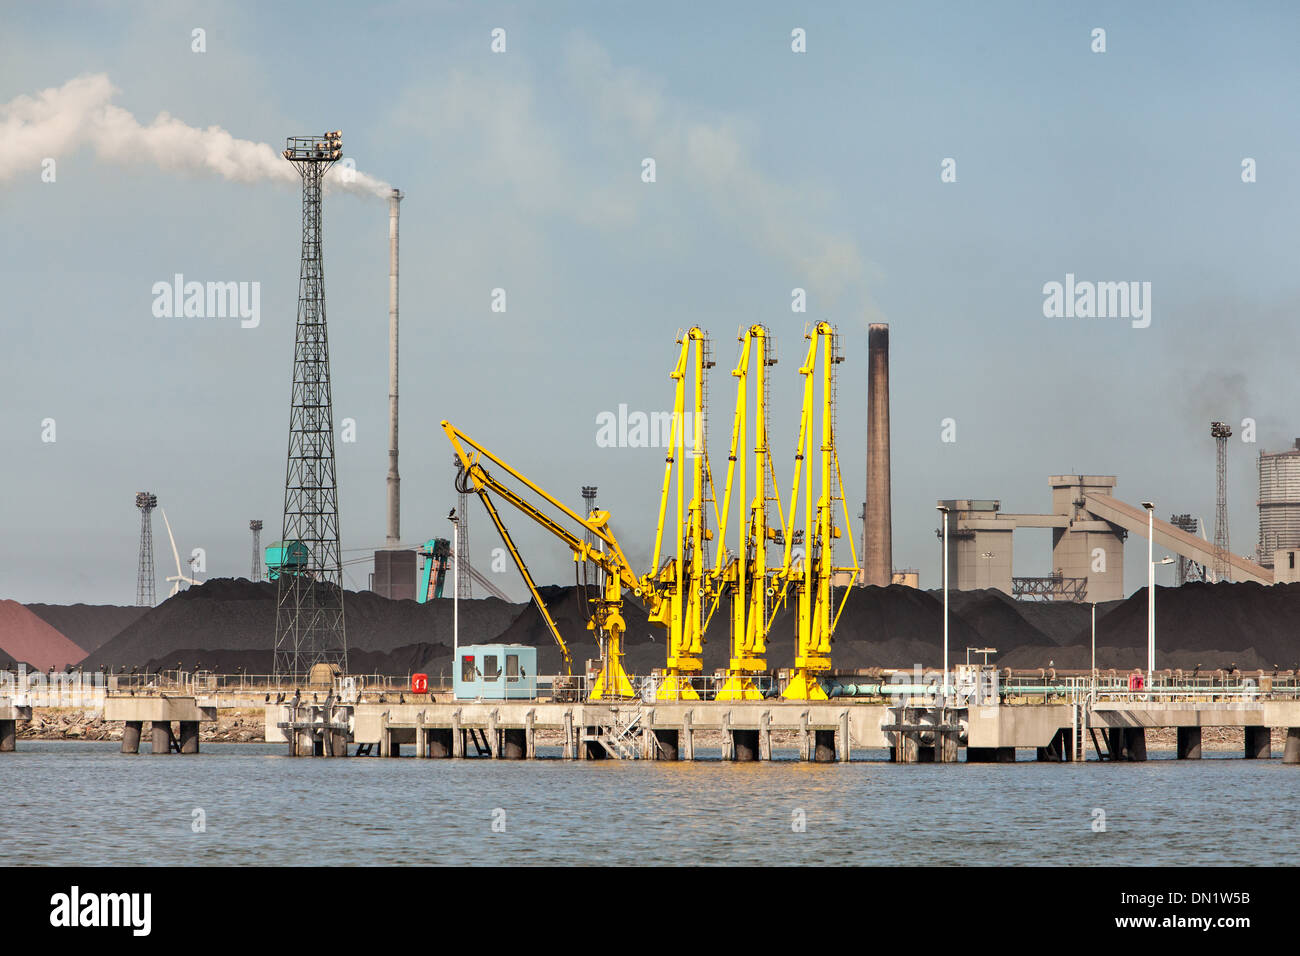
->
[386, 187, 402, 546]
[864, 323, 892, 586]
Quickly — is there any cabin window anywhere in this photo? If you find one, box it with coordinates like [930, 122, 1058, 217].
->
[506, 654, 520, 680]
[483, 655, 500, 681]
[461, 656, 475, 682]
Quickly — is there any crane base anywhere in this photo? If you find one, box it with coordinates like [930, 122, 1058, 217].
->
[716, 676, 764, 701]
[656, 674, 701, 701]
[783, 672, 828, 700]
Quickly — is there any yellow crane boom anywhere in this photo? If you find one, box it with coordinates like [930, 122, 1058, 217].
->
[777, 322, 859, 700]
[715, 324, 780, 700]
[444, 420, 649, 700]
[647, 327, 713, 700]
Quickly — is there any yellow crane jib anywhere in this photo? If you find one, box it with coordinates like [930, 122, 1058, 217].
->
[780, 322, 859, 700]
[442, 421, 647, 700]
[649, 327, 714, 700]
[716, 325, 778, 701]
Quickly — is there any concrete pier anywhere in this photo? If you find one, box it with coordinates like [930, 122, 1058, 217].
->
[121, 721, 142, 754]
[151, 722, 173, 754]
[653, 728, 679, 760]
[1177, 726, 1202, 759]
[178, 721, 200, 754]
[1284, 728, 1300, 765]
[733, 729, 759, 762]
[503, 728, 526, 759]
[1245, 725, 1271, 759]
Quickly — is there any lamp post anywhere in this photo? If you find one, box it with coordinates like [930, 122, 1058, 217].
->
[1142, 501, 1154, 687]
[1090, 601, 1096, 696]
[449, 510, 460, 665]
[937, 504, 951, 702]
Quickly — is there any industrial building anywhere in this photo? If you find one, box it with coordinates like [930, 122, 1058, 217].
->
[938, 475, 1273, 602]
[1258, 439, 1300, 569]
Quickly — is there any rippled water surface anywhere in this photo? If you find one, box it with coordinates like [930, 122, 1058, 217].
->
[2, 742, 1295, 865]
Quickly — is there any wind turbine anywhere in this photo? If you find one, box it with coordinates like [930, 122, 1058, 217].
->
[160, 508, 200, 597]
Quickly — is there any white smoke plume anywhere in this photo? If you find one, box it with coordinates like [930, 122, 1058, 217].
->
[0, 74, 390, 198]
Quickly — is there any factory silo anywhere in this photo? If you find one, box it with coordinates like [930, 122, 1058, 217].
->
[1258, 440, 1300, 568]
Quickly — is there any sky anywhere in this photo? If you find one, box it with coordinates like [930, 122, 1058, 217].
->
[2, 1, 1299, 605]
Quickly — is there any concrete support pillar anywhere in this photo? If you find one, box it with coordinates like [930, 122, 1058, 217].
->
[799, 711, 811, 761]
[839, 711, 852, 762]
[330, 731, 349, 757]
[151, 722, 171, 755]
[296, 730, 315, 757]
[0, 719, 15, 752]
[178, 721, 200, 754]
[653, 728, 679, 761]
[1106, 728, 1126, 761]
[813, 730, 836, 763]
[121, 721, 142, 755]
[1036, 728, 1070, 762]
[583, 730, 607, 760]
[378, 713, 390, 758]
[561, 710, 574, 760]
[1245, 725, 1271, 760]
[428, 728, 452, 758]
[732, 729, 759, 762]
[502, 728, 526, 759]
[525, 710, 536, 760]
[1177, 726, 1202, 760]
[451, 710, 464, 758]
[1282, 728, 1300, 765]
[414, 713, 426, 758]
[1124, 727, 1147, 762]
[487, 710, 500, 758]
[681, 711, 695, 761]
[721, 712, 735, 761]
[758, 711, 772, 761]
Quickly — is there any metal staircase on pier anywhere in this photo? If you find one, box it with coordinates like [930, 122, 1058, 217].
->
[583, 706, 644, 759]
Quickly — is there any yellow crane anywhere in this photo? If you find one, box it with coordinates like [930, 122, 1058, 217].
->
[714, 324, 784, 700]
[775, 322, 859, 699]
[646, 327, 714, 700]
[444, 420, 651, 700]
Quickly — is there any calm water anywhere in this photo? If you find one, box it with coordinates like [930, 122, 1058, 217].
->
[1, 742, 1295, 865]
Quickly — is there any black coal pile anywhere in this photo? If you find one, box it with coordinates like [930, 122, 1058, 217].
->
[996, 582, 1300, 671]
[82, 578, 522, 675]
[24, 603, 149, 654]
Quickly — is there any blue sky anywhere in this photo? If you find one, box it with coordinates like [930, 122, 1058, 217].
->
[3, 1, 1299, 604]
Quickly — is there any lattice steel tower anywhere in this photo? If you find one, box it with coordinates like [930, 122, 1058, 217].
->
[135, 492, 157, 606]
[581, 486, 598, 550]
[454, 454, 472, 599]
[1211, 421, 1232, 582]
[274, 131, 348, 679]
[1169, 513, 1206, 586]
[249, 520, 263, 580]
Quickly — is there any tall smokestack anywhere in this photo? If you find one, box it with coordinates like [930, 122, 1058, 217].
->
[864, 323, 892, 586]
[386, 188, 402, 546]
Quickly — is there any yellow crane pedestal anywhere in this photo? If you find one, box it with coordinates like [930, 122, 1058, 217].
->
[784, 662, 831, 701]
[657, 668, 702, 700]
[716, 660, 765, 701]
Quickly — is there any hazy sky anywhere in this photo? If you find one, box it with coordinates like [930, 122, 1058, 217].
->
[3, 1, 1299, 605]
